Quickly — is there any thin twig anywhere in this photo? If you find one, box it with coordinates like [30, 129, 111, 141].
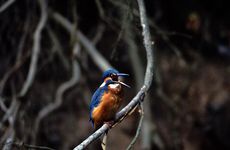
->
[0, 84, 20, 131]
[0, 98, 20, 130]
[0, 0, 15, 13]
[0, 52, 30, 95]
[19, 0, 47, 97]
[51, 12, 113, 71]
[77, 31, 113, 71]
[2, 83, 20, 150]
[95, 0, 105, 19]
[126, 103, 144, 150]
[33, 57, 81, 142]
[47, 27, 70, 70]
[92, 24, 105, 44]
[110, 2, 130, 60]
[0, 16, 31, 94]
[16, 143, 56, 150]
[0, 97, 7, 112]
[2, 140, 56, 150]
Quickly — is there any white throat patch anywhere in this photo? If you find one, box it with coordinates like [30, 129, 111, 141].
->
[108, 83, 120, 89]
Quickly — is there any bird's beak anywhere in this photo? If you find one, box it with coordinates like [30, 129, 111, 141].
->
[114, 81, 131, 88]
[116, 73, 130, 88]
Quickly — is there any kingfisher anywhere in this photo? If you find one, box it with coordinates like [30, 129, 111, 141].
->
[89, 68, 130, 129]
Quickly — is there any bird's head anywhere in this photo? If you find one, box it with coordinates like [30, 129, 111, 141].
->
[101, 68, 130, 88]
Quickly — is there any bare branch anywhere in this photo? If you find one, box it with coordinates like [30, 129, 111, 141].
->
[19, 0, 48, 97]
[137, 0, 154, 90]
[33, 57, 81, 142]
[2, 138, 14, 150]
[0, 52, 30, 95]
[95, 0, 105, 19]
[0, 0, 15, 13]
[0, 98, 20, 129]
[126, 103, 144, 150]
[0, 85, 20, 130]
[0, 97, 7, 112]
[0, 17, 30, 94]
[47, 27, 70, 70]
[92, 24, 105, 44]
[1, 85, 20, 150]
[2, 140, 55, 150]
[51, 12, 113, 71]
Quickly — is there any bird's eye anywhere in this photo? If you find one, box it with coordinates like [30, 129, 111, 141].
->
[110, 73, 118, 81]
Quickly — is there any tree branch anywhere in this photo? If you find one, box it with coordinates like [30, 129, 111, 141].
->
[19, 0, 47, 97]
[51, 12, 113, 72]
[0, 16, 31, 95]
[33, 57, 81, 143]
[126, 103, 144, 150]
[0, 0, 15, 13]
[1, 84, 20, 150]
[0, 97, 7, 112]
[2, 140, 55, 150]
[47, 27, 70, 70]
[136, 0, 154, 90]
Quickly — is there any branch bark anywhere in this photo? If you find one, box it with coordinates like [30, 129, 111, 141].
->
[126, 103, 144, 150]
[136, 0, 156, 149]
[136, 0, 154, 90]
[1, 85, 20, 150]
[0, 0, 15, 13]
[19, 0, 47, 97]
[47, 27, 70, 70]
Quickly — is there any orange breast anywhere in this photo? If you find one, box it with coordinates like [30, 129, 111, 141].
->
[92, 86, 123, 128]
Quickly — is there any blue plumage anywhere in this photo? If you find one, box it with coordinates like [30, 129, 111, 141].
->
[89, 86, 106, 125]
[102, 69, 119, 80]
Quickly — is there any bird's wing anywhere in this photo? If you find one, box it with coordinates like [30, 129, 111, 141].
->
[89, 87, 104, 124]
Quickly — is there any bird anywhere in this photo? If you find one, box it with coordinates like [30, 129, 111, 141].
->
[89, 68, 130, 129]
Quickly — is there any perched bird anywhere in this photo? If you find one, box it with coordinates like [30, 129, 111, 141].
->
[89, 68, 130, 129]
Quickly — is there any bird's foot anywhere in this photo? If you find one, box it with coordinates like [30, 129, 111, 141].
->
[104, 121, 114, 128]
